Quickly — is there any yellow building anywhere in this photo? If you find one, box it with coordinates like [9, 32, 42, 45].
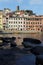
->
[0, 10, 3, 30]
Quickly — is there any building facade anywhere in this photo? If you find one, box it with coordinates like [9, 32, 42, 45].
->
[2, 8, 11, 31]
[26, 16, 43, 32]
[0, 10, 3, 30]
[0, 6, 43, 33]
[5, 8, 43, 33]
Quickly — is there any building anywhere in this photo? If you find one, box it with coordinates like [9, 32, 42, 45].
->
[6, 15, 26, 31]
[26, 15, 43, 32]
[3, 8, 11, 14]
[2, 8, 11, 31]
[2, 6, 43, 33]
[3, 15, 7, 30]
[0, 10, 3, 30]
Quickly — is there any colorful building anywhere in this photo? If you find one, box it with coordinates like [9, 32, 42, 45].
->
[0, 10, 3, 30]
[0, 6, 43, 33]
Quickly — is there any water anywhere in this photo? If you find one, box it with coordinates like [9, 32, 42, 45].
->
[0, 33, 43, 65]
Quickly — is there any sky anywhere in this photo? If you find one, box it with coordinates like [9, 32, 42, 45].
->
[0, 0, 43, 15]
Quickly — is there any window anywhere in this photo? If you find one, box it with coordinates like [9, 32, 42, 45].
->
[33, 26, 34, 27]
[16, 29, 17, 30]
[21, 29, 22, 31]
[29, 22, 30, 24]
[40, 26, 42, 27]
[19, 22, 20, 24]
[38, 28, 40, 30]
[24, 22, 25, 24]
[26, 22, 28, 24]
[21, 18, 22, 20]
[14, 21, 15, 23]
[36, 22, 37, 24]
[33, 22, 34, 24]
[27, 26, 28, 27]
[21, 22, 22, 24]
[35, 18, 39, 21]
[31, 22, 32, 24]
[16, 22, 17, 23]
[6, 18, 8, 19]
[9, 22, 10, 23]
[21, 25, 22, 27]
[18, 18, 20, 20]
[16, 18, 17, 20]
[18, 25, 20, 27]
[24, 25, 25, 27]
[28, 18, 30, 20]
[40, 22, 41, 24]
[38, 22, 39, 24]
